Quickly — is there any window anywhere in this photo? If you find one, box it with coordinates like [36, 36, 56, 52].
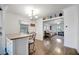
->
[20, 24, 28, 34]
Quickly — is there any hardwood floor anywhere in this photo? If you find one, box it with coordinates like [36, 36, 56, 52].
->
[31, 35, 78, 55]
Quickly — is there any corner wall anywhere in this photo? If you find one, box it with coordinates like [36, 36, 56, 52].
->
[36, 18, 43, 40]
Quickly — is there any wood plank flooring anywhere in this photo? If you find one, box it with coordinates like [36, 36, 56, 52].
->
[31, 35, 78, 55]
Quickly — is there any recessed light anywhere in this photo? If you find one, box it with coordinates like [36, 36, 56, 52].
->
[54, 20, 61, 24]
[57, 22, 60, 24]
[35, 16, 38, 18]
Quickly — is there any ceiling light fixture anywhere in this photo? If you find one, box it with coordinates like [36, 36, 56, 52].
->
[26, 6, 39, 17]
[35, 15, 38, 18]
[25, 6, 40, 27]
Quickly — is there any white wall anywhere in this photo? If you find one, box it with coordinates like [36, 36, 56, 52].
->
[5, 12, 21, 34]
[64, 5, 79, 51]
[5, 12, 32, 34]
[36, 18, 43, 40]
[77, 5, 79, 53]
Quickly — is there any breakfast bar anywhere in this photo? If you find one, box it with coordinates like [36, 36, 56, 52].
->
[6, 33, 31, 55]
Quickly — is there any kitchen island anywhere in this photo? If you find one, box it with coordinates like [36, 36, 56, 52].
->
[6, 33, 31, 55]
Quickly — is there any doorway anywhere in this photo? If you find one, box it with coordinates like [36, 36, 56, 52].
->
[43, 17, 64, 54]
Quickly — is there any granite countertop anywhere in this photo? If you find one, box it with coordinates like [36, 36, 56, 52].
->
[6, 33, 31, 40]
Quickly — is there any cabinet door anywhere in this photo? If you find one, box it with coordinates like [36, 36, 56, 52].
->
[7, 38, 13, 55]
[15, 38, 28, 55]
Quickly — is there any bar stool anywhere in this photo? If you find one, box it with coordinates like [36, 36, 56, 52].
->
[28, 32, 36, 55]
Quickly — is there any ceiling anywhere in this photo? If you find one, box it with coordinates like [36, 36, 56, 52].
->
[6, 4, 73, 18]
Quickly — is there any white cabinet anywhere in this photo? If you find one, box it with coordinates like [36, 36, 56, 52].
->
[7, 38, 28, 55]
[7, 38, 14, 55]
[64, 5, 79, 50]
[15, 38, 28, 55]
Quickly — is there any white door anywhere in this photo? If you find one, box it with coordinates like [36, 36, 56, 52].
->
[64, 6, 78, 49]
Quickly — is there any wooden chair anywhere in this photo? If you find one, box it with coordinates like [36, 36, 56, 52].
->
[28, 32, 36, 55]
